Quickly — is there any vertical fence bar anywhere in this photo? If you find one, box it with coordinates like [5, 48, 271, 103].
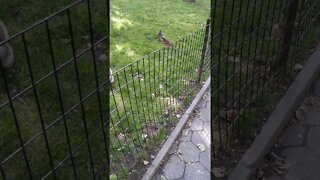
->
[197, 18, 211, 83]
[278, 0, 299, 68]
[45, 21, 78, 179]
[22, 33, 58, 179]
[0, 67, 33, 179]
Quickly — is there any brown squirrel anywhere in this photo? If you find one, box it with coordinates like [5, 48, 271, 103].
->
[157, 30, 173, 47]
[0, 20, 14, 70]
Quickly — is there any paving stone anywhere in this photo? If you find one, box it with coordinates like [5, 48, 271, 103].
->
[306, 127, 320, 155]
[302, 106, 320, 125]
[179, 142, 200, 163]
[278, 125, 306, 147]
[199, 104, 210, 122]
[190, 117, 204, 131]
[199, 150, 210, 171]
[179, 129, 192, 142]
[184, 162, 210, 180]
[163, 155, 185, 179]
[281, 147, 320, 180]
[191, 131, 210, 148]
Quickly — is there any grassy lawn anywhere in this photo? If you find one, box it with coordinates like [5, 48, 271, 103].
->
[110, 0, 210, 68]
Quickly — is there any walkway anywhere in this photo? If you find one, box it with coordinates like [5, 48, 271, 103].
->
[153, 90, 211, 180]
[262, 78, 320, 180]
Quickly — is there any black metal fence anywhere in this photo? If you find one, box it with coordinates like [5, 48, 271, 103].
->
[0, 1, 211, 178]
[1, 0, 320, 179]
[109, 20, 211, 178]
[211, 0, 320, 166]
[0, 0, 108, 179]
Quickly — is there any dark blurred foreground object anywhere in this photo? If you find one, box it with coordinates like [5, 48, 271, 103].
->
[0, 20, 14, 70]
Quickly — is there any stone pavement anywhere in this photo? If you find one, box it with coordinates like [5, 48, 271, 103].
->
[153, 90, 211, 180]
[263, 78, 320, 180]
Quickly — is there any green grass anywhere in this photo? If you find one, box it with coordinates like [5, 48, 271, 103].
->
[110, 0, 210, 68]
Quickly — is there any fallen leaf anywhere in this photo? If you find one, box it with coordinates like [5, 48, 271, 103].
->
[143, 160, 149, 165]
[142, 133, 148, 139]
[213, 167, 226, 178]
[179, 95, 185, 100]
[294, 109, 304, 120]
[197, 144, 205, 152]
[117, 133, 125, 141]
[219, 110, 238, 122]
[160, 175, 167, 180]
[181, 129, 189, 136]
[294, 63, 304, 71]
[176, 148, 182, 156]
[269, 152, 291, 175]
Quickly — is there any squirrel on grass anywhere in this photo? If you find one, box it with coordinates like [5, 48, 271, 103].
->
[157, 30, 173, 47]
[0, 20, 14, 71]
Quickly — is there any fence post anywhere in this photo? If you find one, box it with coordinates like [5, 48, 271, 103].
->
[197, 18, 211, 83]
[278, 0, 299, 68]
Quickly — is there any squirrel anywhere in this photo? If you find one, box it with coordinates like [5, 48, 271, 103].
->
[157, 30, 173, 47]
[0, 20, 14, 70]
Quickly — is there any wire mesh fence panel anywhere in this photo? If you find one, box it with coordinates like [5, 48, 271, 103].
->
[211, 0, 320, 164]
[0, 0, 108, 179]
[109, 21, 211, 178]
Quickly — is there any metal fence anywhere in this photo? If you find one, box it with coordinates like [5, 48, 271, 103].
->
[0, 1, 210, 178]
[0, 0, 108, 179]
[1, 0, 319, 179]
[109, 20, 211, 178]
[211, 0, 320, 165]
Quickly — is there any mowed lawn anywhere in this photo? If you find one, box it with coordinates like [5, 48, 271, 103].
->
[110, 0, 210, 69]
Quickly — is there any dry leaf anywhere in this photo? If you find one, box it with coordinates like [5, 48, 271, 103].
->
[179, 95, 185, 101]
[213, 167, 226, 178]
[269, 152, 290, 175]
[117, 133, 125, 141]
[197, 144, 205, 152]
[160, 175, 167, 180]
[181, 129, 189, 136]
[219, 109, 238, 122]
[143, 160, 149, 165]
[295, 109, 304, 120]
[142, 133, 148, 139]
[294, 63, 304, 71]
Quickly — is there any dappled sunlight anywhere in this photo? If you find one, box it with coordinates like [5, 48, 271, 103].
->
[111, 17, 133, 30]
[115, 44, 124, 52]
[114, 43, 136, 57]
